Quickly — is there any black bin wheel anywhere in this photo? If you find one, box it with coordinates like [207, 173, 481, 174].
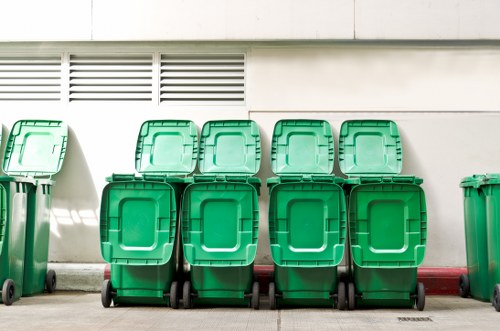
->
[101, 279, 112, 308]
[2, 279, 15, 306]
[46, 269, 57, 293]
[251, 281, 260, 310]
[348, 282, 356, 310]
[183, 281, 192, 309]
[415, 282, 425, 311]
[493, 284, 500, 312]
[459, 274, 470, 298]
[269, 282, 277, 310]
[170, 281, 179, 309]
[337, 281, 346, 310]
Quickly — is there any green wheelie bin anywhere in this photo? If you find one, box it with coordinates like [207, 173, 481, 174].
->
[100, 120, 198, 308]
[181, 120, 261, 309]
[267, 119, 347, 309]
[2, 120, 69, 297]
[459, 175, 490, 302]
[340, 120, 427, 311]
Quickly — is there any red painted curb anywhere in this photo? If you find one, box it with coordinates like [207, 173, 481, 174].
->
[104, 264, 466, 296]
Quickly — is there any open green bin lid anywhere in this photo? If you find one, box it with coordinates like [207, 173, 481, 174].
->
[3, 120, 68, 177]
[339, 120, 402, 177]
[271, 119, 334, 175]
[198, 120, 261, 176]
[135, 120, 198, 176]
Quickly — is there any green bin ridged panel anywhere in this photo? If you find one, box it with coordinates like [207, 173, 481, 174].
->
[198, 120, 261, 175]
[135, 120, 198, 176]
[460, 175, 491, 301]
[271, 120, 334, 175]
[339, 120, 402, 176]
[268, 182, 346, 267]
[482, 179, 500, 296]
[349, 183, 426, 268]
[182, 182, 259, 266]
[3, 120, 68, 177]
[100, 181, 176, 265]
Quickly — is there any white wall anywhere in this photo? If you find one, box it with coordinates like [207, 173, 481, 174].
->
[1, 43, 498, 267]
[1, 0, 500, 41]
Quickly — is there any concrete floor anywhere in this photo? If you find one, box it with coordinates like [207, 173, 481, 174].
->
[0, 293, 499, 330]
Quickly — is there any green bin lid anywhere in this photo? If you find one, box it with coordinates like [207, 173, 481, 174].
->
[482, 174, 500, 186]
[339, 120, 402, 176]
[135, 120, 198, 176]
[198, 120, 261, 175]
[3, 120, 68, 177]
[460, 174, 485, 188]
[271, 119, 334, 175]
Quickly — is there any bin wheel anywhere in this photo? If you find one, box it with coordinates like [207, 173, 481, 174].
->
[170, 281, 179, 309]
[458, 274, 470, 298]
[46, 269, 57, 293]
[101, 280, 112, 308]
[183, 281, 192, 309]
[2, 279, 15, 306]
[269, 282, 277, 310]
[415, 282, 425, 311]
[337, 281, 346, 310]
[493, 284, 500, 312]
[251, 281, 260, 310]
[348, 282, 356, 310]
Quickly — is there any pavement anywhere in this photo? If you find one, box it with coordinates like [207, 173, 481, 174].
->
[1, 293, 499, 330]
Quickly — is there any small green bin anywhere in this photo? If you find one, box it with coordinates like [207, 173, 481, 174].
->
[100, 120, 198, 308]
[459, 175, 490, 301]
[267, 120, 347, 309]
[340, 120, 427, 310]
[181, 120, 261, 309]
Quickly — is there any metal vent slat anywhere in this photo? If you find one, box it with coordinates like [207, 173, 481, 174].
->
[69, 54, 153, 102]
[0, 56, 61, 101]
[160, 53, 245, 104]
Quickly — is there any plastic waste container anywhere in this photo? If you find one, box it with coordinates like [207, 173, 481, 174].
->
[340, 120, 427, 311]
[459, 175, 490, 302]
[2, 120, 69, 297]
[266, 119, 347, 309]
[100, 120, 197, 308]
[181, 120, 261, 309]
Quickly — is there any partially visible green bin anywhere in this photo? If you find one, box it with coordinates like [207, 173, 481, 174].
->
[100, 120, 198, 308]
[2, 120, 68, 297]
[182, 120, 261, 309]
[267, 119, 347, 309]
[340, 120, 427, 311]
[459, 175, 490, 302]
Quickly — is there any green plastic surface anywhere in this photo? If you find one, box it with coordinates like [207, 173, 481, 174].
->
[135, 120, 198, 176]
[349, 183, 427, 268]
[3, 120, 68, 177]
[274, 266, 338, 307]
[198, 120, 261, 175]
[268, 182, 346, 267]
[0, 178, 32, 303]
[23, 179, 53, 296]
[353, 267, 417, 308]
[182, 182, 259, 266]
[461, 179, 490, 301]
[100, 180, 177, 265]
[271, 119, 334, 175]
[339, 120, 402, 176]
[190, 265, 253, 306]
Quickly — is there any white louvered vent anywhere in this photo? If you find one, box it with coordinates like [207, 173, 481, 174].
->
[69, 54, 153, 101]
[0, 56, 61, 101]
[160, 54, 245, 104]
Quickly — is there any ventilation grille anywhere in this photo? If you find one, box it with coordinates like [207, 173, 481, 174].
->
[0, 56, 61, 101]
[69, 54, 153, 101]
[160, 54, 245, 104]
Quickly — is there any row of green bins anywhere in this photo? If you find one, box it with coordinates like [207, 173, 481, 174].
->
[100, 120, 198, 308]
[0, 120, 68, 305]
[181, 120, 261, 309]
[266, 120, 347, 309]
[340, 120, 427, 311]
[460, 174, 500, 311]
